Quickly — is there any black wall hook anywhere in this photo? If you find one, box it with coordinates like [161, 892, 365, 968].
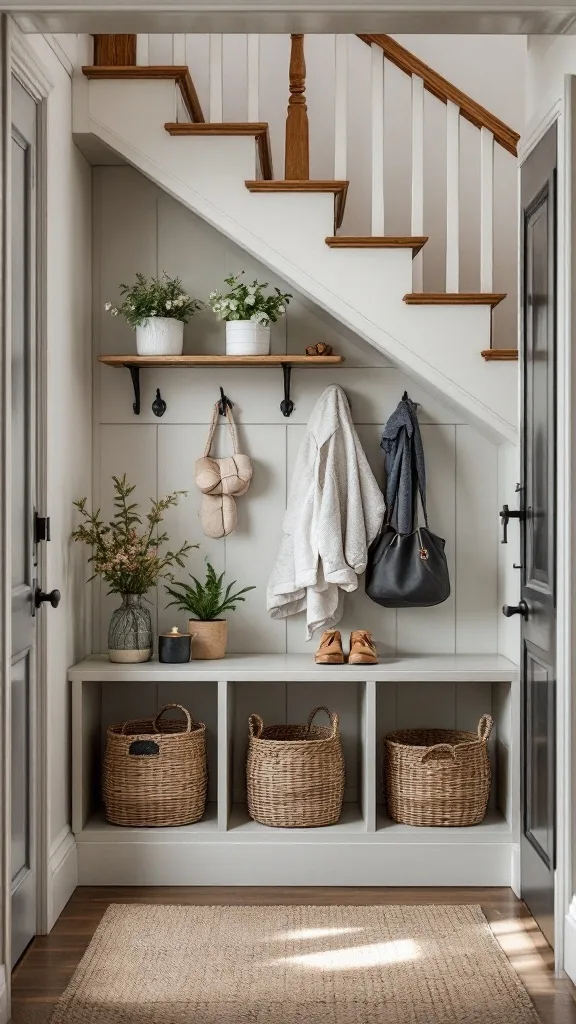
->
[218, 387, 234, 416]
[402, 390, 420, 410]
[152, 388, 167, 418]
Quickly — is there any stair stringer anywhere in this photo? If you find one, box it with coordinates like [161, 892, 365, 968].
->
[74, 76, 518, 443]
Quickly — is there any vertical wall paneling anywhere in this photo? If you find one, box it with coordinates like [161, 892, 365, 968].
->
[455, 426, 499, 652]
[480, 127, 495, 293]
[247, 35, 259, 123]
[334, 36, 348, 181]
[411, 74, 425, 292]
[445, 100, 460, 292]
[370, 43, 385, 235]
[136, 35, 149, 67]
[209, 34, 224, 121]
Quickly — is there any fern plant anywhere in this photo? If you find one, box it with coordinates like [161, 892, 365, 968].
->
[165, 563, 255, 620]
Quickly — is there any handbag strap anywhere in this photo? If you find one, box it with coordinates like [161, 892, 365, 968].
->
[385, 395, 429, 530]
[203, 402, 240, 457]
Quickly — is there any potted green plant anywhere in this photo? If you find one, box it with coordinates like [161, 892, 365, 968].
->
[105, 272, 202, 356]
[208, 272, 292, 356]
[72, 475, 196, 663]
[165, 563, 255, 659]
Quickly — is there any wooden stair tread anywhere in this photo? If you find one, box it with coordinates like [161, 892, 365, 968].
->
[82, 65, 204, 124]
[481, 349, 518, 361]
[165, 122, 273, 179]
[404, 292, 506, 308]
[99, 354, 344, 368]
[326, 235, 428, 256]
[245, 179, 349, 232]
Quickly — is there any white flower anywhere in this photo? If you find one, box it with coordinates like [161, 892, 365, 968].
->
[229, 299, 238, 310]
[104, 301, 112, 311]
[245, 295, 255, 306]
[179, 293, 188, 302]
[110, 308, 119, 316]
[130, 304, 135, 310]
[165, 300, 172, 310]
[209, 291, 217, 300]
[150, 310, 157, 316]
[247, 285, 257, 295]
[277, 305, 285, 314]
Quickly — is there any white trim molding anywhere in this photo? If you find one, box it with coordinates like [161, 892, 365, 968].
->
[0, 964, 7, 1024]
[47, 829, 77, 931]
[10, 24, 52, 100]
[564, 898, 576, 985]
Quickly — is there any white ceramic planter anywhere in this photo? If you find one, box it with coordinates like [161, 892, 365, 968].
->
[136, 317, 184, 356]
[226, 320, 271, 356]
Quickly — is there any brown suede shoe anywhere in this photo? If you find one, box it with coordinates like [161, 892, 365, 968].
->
[315, 629, 345, 665]
[349, 630, 378, 665]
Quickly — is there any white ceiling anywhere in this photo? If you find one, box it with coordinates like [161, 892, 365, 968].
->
[4, 0, 576, 35]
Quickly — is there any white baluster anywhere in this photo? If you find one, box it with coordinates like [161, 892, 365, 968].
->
[136, 35, 149, 67]
[480, 127, 494, 293]
[411, 74, 424, 292]
[247, 35, 259, 122]
[371, 43, 385, 236]
[334, 36, 348, 181]
[209, 34, 224, 122]
[172, 34, 186, 66]
[445, 99, 460, 292]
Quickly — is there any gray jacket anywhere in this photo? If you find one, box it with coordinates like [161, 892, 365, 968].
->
[380, 393, 426, 536]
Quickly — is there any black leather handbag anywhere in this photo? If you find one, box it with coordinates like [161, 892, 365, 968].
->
[365, 401, 450, 609]
[365, 523, 450, 608]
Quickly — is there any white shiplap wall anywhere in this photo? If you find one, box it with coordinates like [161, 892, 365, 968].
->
[92, 166, 505, 803]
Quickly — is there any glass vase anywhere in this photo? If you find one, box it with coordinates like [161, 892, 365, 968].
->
[108, 593, 152, 663]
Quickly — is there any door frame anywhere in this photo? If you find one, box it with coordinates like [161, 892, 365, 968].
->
[518, 79, 575, 971]
[0, 15, 51, 998]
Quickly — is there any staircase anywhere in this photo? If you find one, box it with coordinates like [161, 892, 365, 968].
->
[74, 33, 520, 442]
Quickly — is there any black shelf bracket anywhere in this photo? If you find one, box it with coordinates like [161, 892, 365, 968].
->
[126, 364, 141, 415]
[280, 363, 295, 417]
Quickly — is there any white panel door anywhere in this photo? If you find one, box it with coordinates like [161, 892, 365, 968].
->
[10, 75, 39, 967]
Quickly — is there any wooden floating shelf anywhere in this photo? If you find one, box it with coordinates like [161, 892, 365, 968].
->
[99, 354, 343, 368]
[98, 354, 344, 417]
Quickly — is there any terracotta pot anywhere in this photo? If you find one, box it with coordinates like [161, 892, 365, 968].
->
[188, 618, 227, 660]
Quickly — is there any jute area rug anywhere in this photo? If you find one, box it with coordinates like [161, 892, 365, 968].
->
[47, 903, 539, 1024]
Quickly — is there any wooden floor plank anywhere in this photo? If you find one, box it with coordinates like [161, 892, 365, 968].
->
[11, 886, 576, 1024]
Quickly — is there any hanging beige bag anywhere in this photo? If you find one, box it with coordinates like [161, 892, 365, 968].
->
[196, 402, 252, 539]
[196, 403, 252, 498]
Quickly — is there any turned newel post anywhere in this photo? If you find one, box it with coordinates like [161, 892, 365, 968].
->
[284, 34, 310, 180]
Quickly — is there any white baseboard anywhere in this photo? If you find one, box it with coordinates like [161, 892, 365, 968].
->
[47, 828, 78, 931]
[564, 898, 576, 985]
[77, 839, 513, 887]
[0, 964, 7, 1024]
[510, 843, 521, 897]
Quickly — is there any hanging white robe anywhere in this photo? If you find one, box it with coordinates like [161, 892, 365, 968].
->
[267, 384, 385, 638]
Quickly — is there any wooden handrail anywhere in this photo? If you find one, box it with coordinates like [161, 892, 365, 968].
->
[357, 34, 519, 156]
[285, 34, 310, 179]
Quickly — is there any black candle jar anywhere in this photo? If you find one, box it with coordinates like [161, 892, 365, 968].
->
[159, 627, 192, 663]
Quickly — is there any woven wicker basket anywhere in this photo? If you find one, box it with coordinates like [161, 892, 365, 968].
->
[103, 703, 208, 827]
[384, 714, 493, 827]
[247, 706, 345, 828]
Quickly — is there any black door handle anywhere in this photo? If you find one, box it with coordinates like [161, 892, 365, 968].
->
[502, 599, 528, 619]
[500, 504, 525, 544]
[35, 587, 61, 609]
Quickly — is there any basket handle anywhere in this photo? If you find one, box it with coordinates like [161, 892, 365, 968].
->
[306, 706, 339, 738]
[249, 713, 264, 738]
[153, 703, 192, 733]
[477, 714, 494, 742]
[420, 743, 456, 763]
[120, 718, 155, 735]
